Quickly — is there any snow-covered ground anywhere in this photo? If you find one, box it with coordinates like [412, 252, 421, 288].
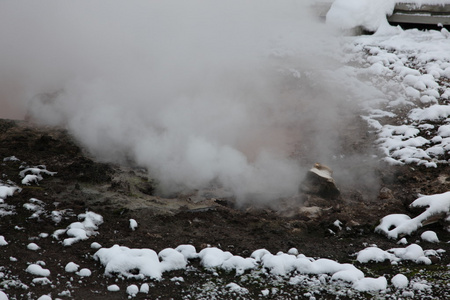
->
[1, 3, 450, 300]
[0, 82, 450, 300]
[0, 156, 448, 298]
[0, 163, 449, 300]
[343, 27, 450, 168]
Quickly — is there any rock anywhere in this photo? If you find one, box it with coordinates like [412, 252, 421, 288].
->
[300, 163, 340, 199]
[378, 187, 393, 200]
[298, 206, 322, 220]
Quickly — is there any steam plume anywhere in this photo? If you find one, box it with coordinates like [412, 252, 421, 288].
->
[0, 1, 373, 203]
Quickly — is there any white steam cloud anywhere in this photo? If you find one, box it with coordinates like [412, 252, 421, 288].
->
[0, 1, 368, 204]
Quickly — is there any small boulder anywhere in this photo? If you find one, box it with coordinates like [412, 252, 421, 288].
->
[300, 163, 340, 199]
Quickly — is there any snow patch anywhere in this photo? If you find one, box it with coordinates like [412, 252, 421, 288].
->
[357, 244, 437, 265]
[65, 262, 79, 273]
[19, 166, 56, 178]
[421, 230, 439, 243]
[0, 185, 20, 200]
[391, 274, 409, 289]
[126, 284, 139, 296]
[26, 264, 50, 277]
[94, 245, 164, 279]
[0, 236, 8, 246]
[376, 192, 450, 238]
[53, 211, 103, 246]
[129, 219, 138, 231]
[27, 243, 40, 251]
[353, 276, 387, 292]
[76, 268, 92, 277]
[107, 284, 120, 292]
[21, 174, 42, 186]
[326, 0, 395, 32]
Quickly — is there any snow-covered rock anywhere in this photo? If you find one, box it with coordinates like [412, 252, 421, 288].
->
[19, 166, 56, 178]
[91, 242, 102, 249]
[76, 268, 92, 277]
[107, 284, 120, 292]
[376, 192, 450, 238]
[0, 236, 8, 246]
[357, 246, 396, 263]
[140, 283, 149, 294]
[175, 244, 198, 259]
[126, 284, 139, 296]
[198, 247, 233, 268]
[53, 211, 103, 246]
[221, 255, 257, 275]
[94, 245, 164, 279]
[226, 282, 249, 294]
[21, 174, 43, 185]
[65, 262, 79, 273]
[0, 185, 20, 200]
[26, 264, 50, 277]
[0, 291, 8, 300]
[129, 219, 138, 231]
[353, 276, 388, 292]
[389, 244, 431, 265]
[158, 248, 187, 272]
[392, 274, 409, 289]
[421, 231, 439, 243]
[357, 244, 436, 265]
[27, 243, 40, 251]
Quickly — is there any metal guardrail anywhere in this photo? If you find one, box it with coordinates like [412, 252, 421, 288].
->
[312, 2, 450, 26]
[388, 3, 450, 25]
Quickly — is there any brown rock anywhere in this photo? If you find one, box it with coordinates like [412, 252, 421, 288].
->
[300, 163, 340, 199]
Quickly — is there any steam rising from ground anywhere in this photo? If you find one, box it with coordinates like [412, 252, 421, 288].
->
[0, 1, 373, 203]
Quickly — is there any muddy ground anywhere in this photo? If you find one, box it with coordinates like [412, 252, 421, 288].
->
[0, 118, 449, 299]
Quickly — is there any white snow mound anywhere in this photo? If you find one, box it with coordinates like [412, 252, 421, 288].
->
[376, 191, 450, 239]
[53, 211, 103, 246]
[421, 230, 439, 243]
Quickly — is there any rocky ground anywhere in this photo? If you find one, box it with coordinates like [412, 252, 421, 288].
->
[0, 117, 449, 300]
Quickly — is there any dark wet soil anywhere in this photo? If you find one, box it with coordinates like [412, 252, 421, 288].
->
[0, 119, 449, 299]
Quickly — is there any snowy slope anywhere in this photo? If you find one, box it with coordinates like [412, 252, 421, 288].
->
[341, 28, 450, 167]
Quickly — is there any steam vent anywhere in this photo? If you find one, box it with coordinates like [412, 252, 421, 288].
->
[300, 163, 340, 199]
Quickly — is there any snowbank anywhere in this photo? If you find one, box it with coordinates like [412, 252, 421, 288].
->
[94, 244, 389, 290]
[326, 0, 395, 32]
[351, 20, 450, 167]
[94, 242, 450, 296]
[0, 185, 20, 200]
